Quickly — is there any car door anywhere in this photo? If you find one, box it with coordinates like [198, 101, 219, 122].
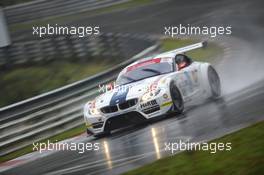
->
[172, 55, 201, 101]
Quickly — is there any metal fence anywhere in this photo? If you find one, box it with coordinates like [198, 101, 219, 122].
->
[4, 0, 131, 24]
[0, 0, 159, 158]
[0, 33, 159, 156]
[0, 33, 154, 67]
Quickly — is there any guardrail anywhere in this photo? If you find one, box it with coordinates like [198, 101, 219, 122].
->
[0, 33, 152, 68]
[4, 0, 131, 24]
[0, 37, 160, 156]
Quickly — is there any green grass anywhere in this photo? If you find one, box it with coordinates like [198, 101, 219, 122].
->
[124, 121, 264, 175]
[0, 124, 86, 163]
[161, 38, 223, 62]
[10, 0, 154, 32]
[0, 61, 109, 108]
[89, 0, 154, 15]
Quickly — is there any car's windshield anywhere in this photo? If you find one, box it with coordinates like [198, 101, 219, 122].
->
[116, 61, 173, 85]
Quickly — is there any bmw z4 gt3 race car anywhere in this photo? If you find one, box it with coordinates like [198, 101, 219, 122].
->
[83, 42, 221, 136]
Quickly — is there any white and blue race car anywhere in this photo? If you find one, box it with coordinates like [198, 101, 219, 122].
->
[83, 42, 221, 136]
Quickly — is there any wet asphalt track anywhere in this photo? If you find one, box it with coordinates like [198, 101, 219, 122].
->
[4, 0, 264, 174]
[3, 82, 264, 175]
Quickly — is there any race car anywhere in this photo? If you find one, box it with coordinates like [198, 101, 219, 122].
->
[83, 42, 221, 136]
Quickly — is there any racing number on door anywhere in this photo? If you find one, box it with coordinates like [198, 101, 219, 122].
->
[179, 70, 199, 96]
[184, 71, 193, 93]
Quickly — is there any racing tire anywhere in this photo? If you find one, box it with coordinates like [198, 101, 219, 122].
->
[170, 81, 184, 114]
[87, 128, 110, 138]
[86, 129, 93, 136]
[208, 66, 221, 99]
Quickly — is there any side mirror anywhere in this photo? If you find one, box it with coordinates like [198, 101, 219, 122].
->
[202, 41, 208, 48]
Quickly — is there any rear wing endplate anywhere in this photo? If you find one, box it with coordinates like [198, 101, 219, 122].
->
[158, 41, 207, 57]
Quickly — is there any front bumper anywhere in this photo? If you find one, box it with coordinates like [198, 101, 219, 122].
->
[85, 94, 173, 135]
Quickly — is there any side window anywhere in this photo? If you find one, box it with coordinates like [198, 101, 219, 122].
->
[175, 54, 192, 70]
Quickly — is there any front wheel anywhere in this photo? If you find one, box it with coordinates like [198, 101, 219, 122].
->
[94, 131, 111, 138]
[208, 66, 221, 99]
[170, 81, 184, 114]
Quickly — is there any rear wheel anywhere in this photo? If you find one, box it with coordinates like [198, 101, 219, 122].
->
[208, 66, 221, 99]
[170, 81, 184, 114]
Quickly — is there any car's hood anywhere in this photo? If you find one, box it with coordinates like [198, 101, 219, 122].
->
[93, 74, 166, 108]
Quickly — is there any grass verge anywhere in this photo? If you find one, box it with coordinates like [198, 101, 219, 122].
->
[0, 61, 109, 108]
[10, 0, 154, 32]
[123, 121, 264, 175]
[0, 124, 86, 163]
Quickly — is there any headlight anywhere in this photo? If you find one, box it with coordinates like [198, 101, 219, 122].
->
[141, 88, 161, 102]
[89, 108, 101, 116]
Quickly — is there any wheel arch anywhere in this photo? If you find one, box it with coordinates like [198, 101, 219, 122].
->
[199, 63, 221, 98]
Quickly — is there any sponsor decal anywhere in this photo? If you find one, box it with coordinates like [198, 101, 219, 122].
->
[160, 57, 173, 63]
[149, 76, 164, 91]
[191, 69, 198, 83]
[161, 101, 173, 108]
[126, 58, 161, 72]
[184, 71, 194, 93]
[140, 100, 158, 108]
[109, 86, 129, 106]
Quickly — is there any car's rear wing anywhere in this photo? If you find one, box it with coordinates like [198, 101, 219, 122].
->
[158, 41, 207, 57]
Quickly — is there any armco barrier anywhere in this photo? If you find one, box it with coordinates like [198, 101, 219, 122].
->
[0, 33, 153, 67]
[0, 33, 156, 121]
[4, 0, 131, 24]
[0, 42, 160, 157]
